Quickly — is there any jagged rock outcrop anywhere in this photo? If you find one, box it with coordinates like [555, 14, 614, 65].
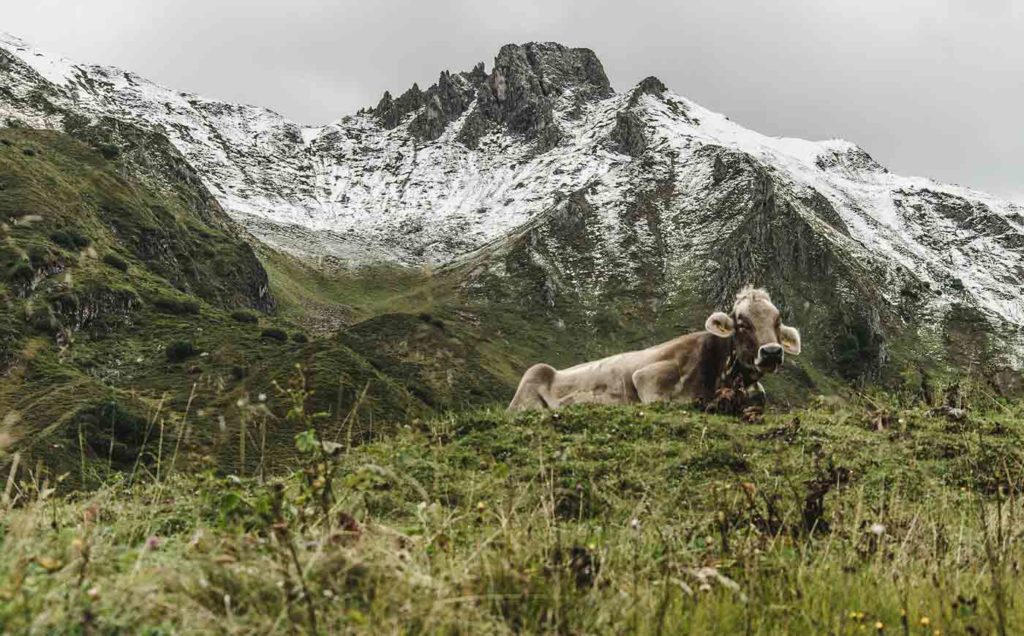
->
[609, 110, 648, 157]
[409, 71, 477, 141]
[475, 43, 611, 149]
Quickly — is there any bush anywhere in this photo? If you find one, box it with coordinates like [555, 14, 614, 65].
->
[27, 304, 59, 334]
[291, 332, 309, 343]
[165, 340, 198, 362]
[21, 147, 35, 156]
[230, 309, 259, 324]
[260, 327, 288, 342]
[102, 252, 129, 272]
[50, 228, 91, 250]
[418, 311, 445, 330]
[98, 143, 120, 160]
[5, 259, 33, 285]
[154, 296, 200, 315]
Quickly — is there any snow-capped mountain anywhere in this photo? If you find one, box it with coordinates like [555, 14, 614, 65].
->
[2, 33, 1023, 372]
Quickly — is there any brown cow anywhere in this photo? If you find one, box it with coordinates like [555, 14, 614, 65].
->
[508, 287, 801, 411]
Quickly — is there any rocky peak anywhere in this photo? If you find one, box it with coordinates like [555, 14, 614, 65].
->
[475, 42, 612, 148]
[368, 42, 614, 147]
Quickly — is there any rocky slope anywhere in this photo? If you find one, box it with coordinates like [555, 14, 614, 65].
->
[2, 33, 1022, 380]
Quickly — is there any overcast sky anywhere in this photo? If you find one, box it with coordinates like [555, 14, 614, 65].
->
[4, 0, 1022, 200]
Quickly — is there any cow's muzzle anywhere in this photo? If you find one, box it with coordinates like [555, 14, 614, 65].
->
[755, 344, 784, 371]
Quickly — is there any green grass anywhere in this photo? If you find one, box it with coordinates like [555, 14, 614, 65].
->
[259, 248, 437, 334]
[2, 391, 1023, 634]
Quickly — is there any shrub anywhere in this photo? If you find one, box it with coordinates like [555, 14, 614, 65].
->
[291, 332, 309, 343]
[22, 147, 35, 156]
[154, 296, 200, 315]
[102, 252, 129, 272]
[418, 311, 445, 330]
[98, 143, 120, 160]
[230, 309, 259, 324]
[50, 228, 91, 250]
[260, 327, 288, 342]
[165, 340, 197, 362]
[27, 304, 59, 334]
[5, 259, 33, 285]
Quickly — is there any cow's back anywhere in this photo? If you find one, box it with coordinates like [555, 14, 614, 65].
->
[551, 347, 667, 404]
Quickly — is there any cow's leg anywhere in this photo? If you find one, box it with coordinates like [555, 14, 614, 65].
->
[631, 361, 682, 404]
[508, 363, 559, 412]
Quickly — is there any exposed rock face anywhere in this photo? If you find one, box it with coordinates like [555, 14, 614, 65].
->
[609, 110, 648, 157]
[475, 43, 611, 147]
[409, 71, 477, 141]
[631, 76, 667, 103]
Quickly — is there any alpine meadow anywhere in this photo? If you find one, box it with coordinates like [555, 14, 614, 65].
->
[1, 16, 1024, 635]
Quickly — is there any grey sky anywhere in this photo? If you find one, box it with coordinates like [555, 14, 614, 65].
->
[4, 0, 1022, 200]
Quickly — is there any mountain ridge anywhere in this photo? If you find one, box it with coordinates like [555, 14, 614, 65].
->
[2, 32, 1023, 376]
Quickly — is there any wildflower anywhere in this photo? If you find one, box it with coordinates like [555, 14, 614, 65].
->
[630, 518, 640, 530]
[258, 393, 267, 402]
[869, 523, 886, 536]
[87, 586, 100, 599]
[919, 616, 930, 627]
[145, 535, 162, 551]
[476, 501, 487, 512]
[874, 621, 884, 631]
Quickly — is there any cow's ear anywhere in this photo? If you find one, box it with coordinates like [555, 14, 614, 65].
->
[705, 312, 734, 338]
[780, 325, 801, 355]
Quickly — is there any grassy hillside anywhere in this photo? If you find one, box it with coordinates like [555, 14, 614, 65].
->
[2, 388, 1022, 634]
[0, 128, 440, 484]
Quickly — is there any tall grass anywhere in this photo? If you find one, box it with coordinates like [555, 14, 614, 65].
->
[2, 384, 1023, 633]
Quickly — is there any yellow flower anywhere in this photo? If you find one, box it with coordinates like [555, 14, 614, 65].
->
[874, 621, 884, 631]
[919, 616, 930, 627]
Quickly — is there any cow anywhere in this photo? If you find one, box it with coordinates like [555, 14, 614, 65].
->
[507, 286, 801, 411]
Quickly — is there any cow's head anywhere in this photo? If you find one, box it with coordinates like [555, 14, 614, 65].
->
[704, 287, 801, 373]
